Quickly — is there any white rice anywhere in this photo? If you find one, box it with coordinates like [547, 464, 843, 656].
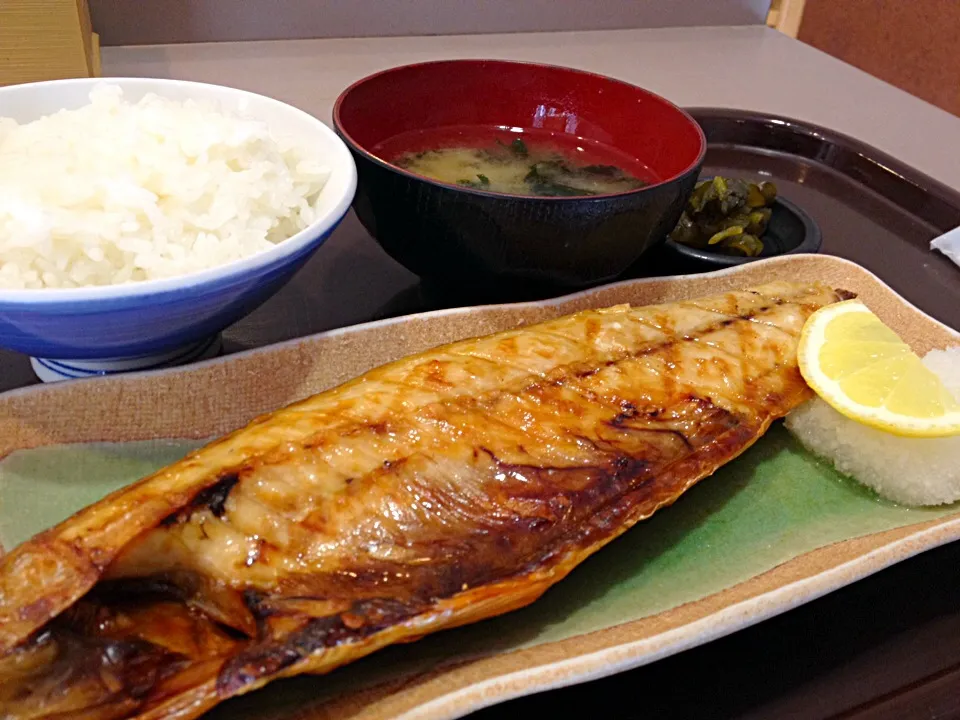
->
[785, 347, 960, 506]
[0, 84, 331, 289]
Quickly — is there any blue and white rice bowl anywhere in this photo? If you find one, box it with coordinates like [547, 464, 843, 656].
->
[0, 77, 357, 382]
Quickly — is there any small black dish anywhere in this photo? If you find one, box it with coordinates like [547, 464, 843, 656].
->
[658, 194, 822, 273]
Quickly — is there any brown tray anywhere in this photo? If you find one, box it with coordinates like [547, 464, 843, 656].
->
[1, 110, 960, 720]
[0, 108, 958, 394]
[689, 108, 960, 331]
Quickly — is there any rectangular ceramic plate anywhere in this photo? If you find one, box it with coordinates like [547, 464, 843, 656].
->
[1, 254, 959, 720]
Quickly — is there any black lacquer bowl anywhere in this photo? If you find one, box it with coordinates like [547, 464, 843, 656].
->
[333, 59, 706, 290]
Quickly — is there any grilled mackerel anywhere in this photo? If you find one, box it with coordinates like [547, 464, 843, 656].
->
[0, 281, 847, 719]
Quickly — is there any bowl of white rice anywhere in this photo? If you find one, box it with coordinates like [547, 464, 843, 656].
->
[0, 77, 357, 382]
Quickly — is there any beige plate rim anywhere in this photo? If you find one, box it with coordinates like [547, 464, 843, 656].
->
[2, 254, 959, 719]
[408, 517, 960, 720]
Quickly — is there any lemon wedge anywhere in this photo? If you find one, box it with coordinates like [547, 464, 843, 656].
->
[798, 299, 960, 437]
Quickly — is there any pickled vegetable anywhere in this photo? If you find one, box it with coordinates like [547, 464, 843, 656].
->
[670, 177, 778, 257]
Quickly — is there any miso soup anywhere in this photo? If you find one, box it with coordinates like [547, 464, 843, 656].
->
[373, 125, 656, 197]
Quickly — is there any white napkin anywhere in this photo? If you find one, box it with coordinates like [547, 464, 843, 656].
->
[931, 226, 960, 268]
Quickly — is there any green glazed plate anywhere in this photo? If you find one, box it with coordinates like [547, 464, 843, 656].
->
[1, 256, 958, 720]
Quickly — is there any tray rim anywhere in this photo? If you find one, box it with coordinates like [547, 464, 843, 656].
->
[2, 254, 959, 720]
[686, 106, 960, 233]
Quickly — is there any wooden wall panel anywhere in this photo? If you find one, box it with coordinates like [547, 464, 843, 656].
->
[798, 0, 960, 117]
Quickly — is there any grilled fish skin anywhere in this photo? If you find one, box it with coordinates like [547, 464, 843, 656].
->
[0, 281, 847, 719]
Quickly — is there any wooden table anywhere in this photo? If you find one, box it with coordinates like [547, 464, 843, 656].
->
[4, 25, 960, 719]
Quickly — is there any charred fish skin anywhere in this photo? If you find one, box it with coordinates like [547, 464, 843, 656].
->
[0, 281, 848, 719]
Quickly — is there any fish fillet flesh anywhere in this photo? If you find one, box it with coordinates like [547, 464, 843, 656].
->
[0, 281, 849, 719]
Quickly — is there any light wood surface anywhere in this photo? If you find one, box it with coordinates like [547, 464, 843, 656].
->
[0, 0, 99, 86]
[766, 0, 807, 37]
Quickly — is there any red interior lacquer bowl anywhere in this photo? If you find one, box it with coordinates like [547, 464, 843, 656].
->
[334, 59, 705, 291]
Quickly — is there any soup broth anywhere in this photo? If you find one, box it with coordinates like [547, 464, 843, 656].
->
[373, 125, 657, 197]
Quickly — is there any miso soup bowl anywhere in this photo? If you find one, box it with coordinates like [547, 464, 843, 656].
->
[333, 59, 705, 292]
